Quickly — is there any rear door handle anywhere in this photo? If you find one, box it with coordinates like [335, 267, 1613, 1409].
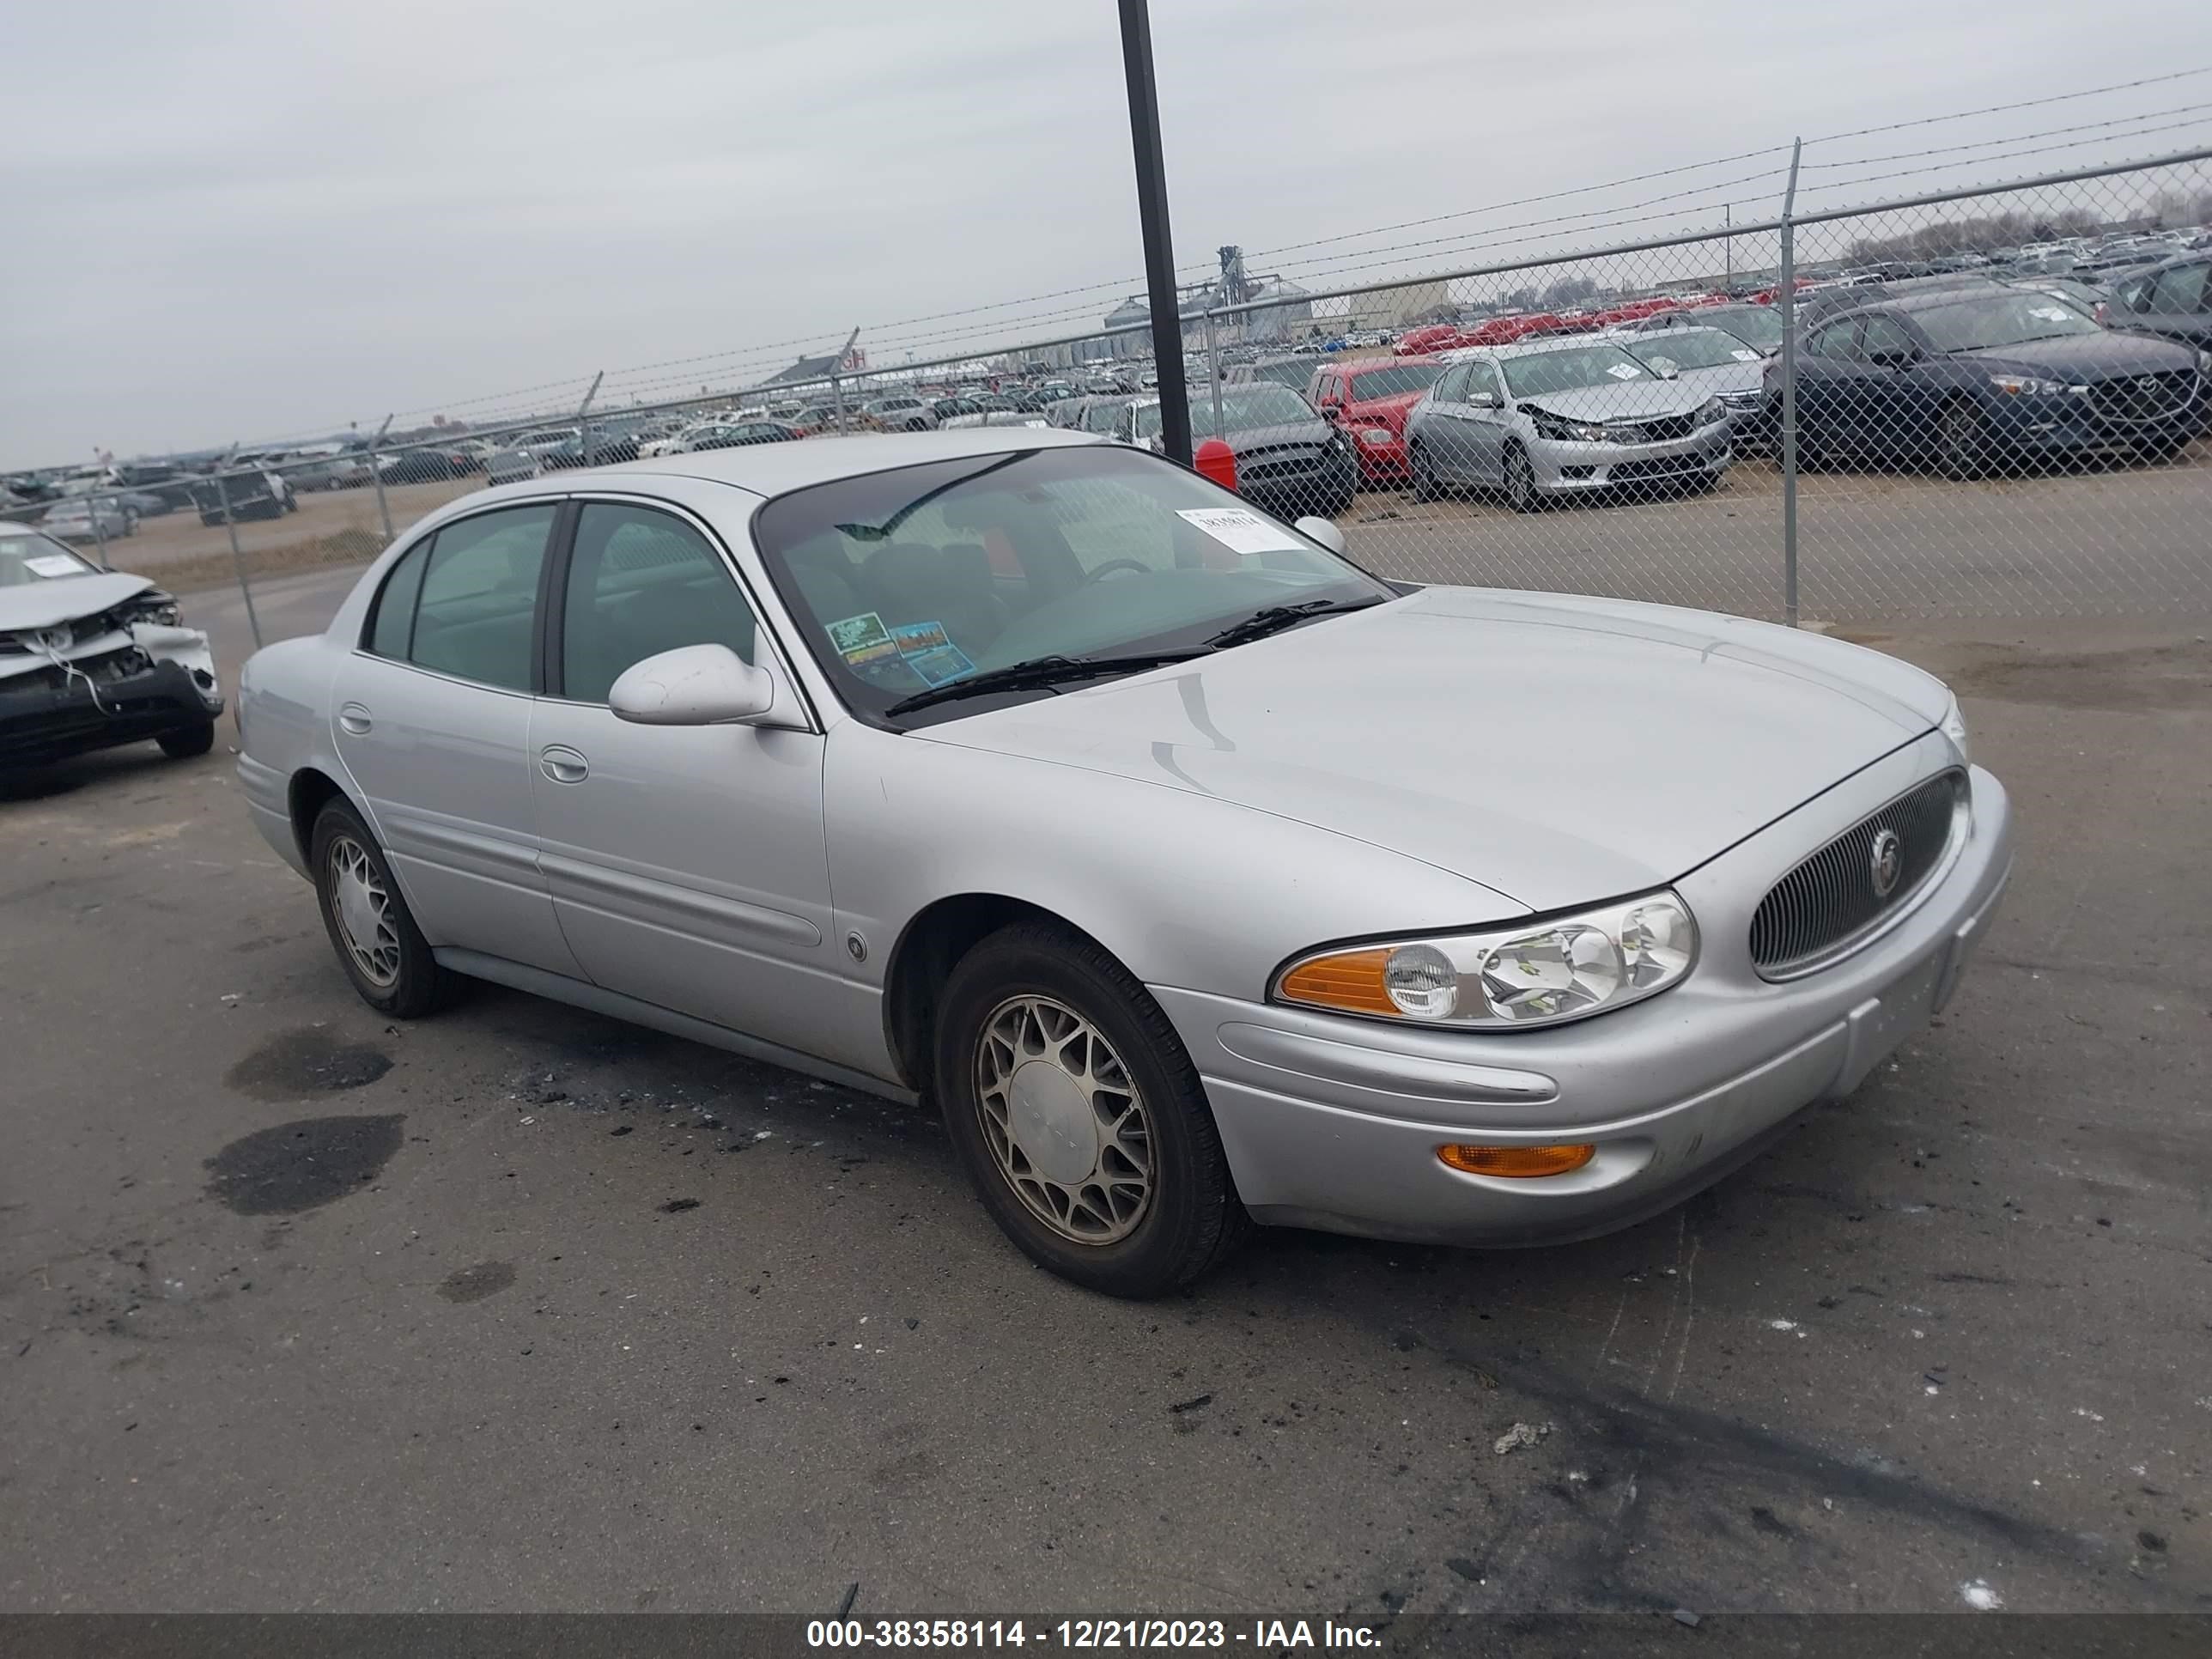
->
[337, 703, 372, 734]
[539, 744, 589, 784]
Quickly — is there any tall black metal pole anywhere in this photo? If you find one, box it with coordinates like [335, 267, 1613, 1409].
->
[1117, 0, 1192, 465]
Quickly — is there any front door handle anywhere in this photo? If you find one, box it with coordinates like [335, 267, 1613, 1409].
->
[337, 703, 372, 735]
[539, 744, 589, 784]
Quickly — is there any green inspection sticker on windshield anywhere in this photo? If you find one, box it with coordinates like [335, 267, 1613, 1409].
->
[825, 611, 898, 665]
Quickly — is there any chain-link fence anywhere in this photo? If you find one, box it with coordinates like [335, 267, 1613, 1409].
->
[9, 149, 2209, 640]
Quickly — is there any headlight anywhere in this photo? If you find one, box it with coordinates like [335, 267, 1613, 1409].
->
[1988, 374, 2069, 396]
[1697, 396, 1727, 425]
[1273, 890, 1698, 1030]
[1940, 692, 1970, 764]
[1528, 411, 1607, 443]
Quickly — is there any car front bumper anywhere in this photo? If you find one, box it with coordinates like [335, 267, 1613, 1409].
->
[1349, 428, 1412, 483]
[1154, 744, 2011, 1248]
[1528, 423, 1733, 494]
[0, 653, 223, 769]
[1982, 391, 2203, 456]
[1239, 451, 1359, 518]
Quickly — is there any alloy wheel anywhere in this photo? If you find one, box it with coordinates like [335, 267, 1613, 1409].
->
[327, 835, 401, 988]
[974, 994, 1153, 1246]
[1504, 445, 1537, 511]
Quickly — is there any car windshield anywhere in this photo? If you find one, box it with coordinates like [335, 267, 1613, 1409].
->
[751, 445, 1388, 727]
[0, 532, 98, 585]
[1344, 363, 1443, 399]
[1688, 307, 1784, 350]
[1914, 292, 2101, 352]
[1627, 328, 1765, 372]
[1501, 343, 1656, 398]
[1133, 385, 1313, 440]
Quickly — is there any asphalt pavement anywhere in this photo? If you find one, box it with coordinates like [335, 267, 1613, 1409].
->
[2, 569, 2208, 1619]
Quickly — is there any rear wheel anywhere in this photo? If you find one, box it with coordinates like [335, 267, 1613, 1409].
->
[309, 799, 453, 1018]
[933, 921, 1247, 1297]
[1502, 441, 1539, 513]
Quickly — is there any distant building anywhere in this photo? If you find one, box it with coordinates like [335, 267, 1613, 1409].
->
[1099, 246, 1313, 356]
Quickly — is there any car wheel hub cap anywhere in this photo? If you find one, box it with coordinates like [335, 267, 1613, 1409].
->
[975, 994, 1152, 1245]
[329, 836, 401, 988]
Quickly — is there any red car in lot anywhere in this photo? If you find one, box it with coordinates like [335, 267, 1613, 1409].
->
[1308, 356, 1447, 486]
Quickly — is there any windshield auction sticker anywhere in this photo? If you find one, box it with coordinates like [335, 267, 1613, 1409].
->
[25, 555, 86, 577]
[826, 611, 898, 666]
[1175, 507, 1305, 556]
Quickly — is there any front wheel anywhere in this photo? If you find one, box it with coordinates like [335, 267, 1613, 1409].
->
[1503, 441, 1540, 512]
[933, 922, 1247, 1297]
[1937, 401, 1990, 481]
[1409, 442, 1440, 502]
[156, 720, 215, 759]
[309, 799, 453, 1018]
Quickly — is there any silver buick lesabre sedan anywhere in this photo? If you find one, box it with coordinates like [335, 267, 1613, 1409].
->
[236, 428, 2012, 1297]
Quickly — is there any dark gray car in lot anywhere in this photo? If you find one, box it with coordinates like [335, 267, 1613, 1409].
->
[1786, 286, 2209, 475]
[2103, 252, 2212, 350]
[1118, 385, 1357, 518]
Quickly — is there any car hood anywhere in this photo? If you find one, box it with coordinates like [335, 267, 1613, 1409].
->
[1951, 331, 2197, 378]
[0, 572, 155, 633]
[922, 588, 1948, 911]
[1342, 391, 1426, 428]
[1516, 380, 1710, 422]
[1218, 418, 1332, 452]
[1656, 358, 1767, 395]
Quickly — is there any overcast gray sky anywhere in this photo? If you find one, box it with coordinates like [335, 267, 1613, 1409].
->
[5, 0, 2208, 464]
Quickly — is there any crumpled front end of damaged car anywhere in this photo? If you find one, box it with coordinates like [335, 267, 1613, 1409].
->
[0, 586, 225, 765]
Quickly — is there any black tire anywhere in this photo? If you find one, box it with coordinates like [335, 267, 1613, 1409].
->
[1408, 442, 1440, 502]
[933, 921, 1249, 1297]
[1937, 400, 1990, 481]
[1502, 441, 1540, 513]
[308, 798, 453, 1018]
[156, 720, 215, 759]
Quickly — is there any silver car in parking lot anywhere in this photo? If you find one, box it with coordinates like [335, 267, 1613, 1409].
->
[1406, 337, 1734, 508]
[1616, 325, 1775, 444]
[234, 428, 2009, 1297]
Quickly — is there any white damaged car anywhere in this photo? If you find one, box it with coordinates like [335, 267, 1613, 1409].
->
[0, 521, 225, 770]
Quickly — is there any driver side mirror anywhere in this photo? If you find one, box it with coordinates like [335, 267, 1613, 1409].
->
[1466, 390, 1499, 409]
[610, 644, 780, 727]
[1294, 515, 1348, 556]
[1866, 349, 1920, 368]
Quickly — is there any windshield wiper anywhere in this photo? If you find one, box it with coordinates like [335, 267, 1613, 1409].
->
[1203, 598, 1382, 651]
[883, 652, 1201, 717]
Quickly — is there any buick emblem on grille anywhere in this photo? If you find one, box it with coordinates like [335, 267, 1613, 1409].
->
[1869, 828, 1903, 898]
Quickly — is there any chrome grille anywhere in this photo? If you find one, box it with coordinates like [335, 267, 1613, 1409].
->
[1749, 771, 1964, 975]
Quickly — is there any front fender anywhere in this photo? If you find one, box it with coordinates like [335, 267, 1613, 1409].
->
[823, 720, 1525, 1006]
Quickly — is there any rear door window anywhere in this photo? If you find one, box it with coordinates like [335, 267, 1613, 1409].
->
[2149, 262, 2209, 315]
[407, 505, 556, 691]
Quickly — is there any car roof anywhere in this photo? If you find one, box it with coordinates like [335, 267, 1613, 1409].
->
[456, 427, 1108, 504]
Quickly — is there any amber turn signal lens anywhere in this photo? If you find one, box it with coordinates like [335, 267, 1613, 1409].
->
[1277, 947, 1397, 1016]
[1437, 1143, 1596, 1178]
